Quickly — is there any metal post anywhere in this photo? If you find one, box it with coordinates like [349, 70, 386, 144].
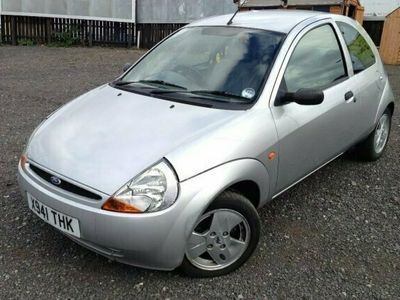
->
[137, 30, 141, 49]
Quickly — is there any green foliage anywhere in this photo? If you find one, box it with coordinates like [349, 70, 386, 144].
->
[18, 39, 35, 46]
[348, 35, 375, 67]
[49, 26, 80, 47]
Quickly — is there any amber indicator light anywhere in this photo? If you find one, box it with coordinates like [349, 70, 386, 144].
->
[20, 155, 28, 168]
[102, 197, 143, 213]
[268, 152, 277, 161]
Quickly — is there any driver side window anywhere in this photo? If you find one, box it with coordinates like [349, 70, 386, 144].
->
[281, 24, 347, 94]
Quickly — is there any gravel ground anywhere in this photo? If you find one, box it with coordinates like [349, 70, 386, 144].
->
[0, 45, 399, 299]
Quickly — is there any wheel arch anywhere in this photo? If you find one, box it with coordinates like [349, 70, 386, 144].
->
[387, 102, 395, 116]
[179, 159, 270, 244]
[226, 180, 261, 209]
[375, 80, 395, 125]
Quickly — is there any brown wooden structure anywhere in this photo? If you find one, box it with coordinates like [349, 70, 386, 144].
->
[379, 8, 400, 65]
[240, 0, 364, 24]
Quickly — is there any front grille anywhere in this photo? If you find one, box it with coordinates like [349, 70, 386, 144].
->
[29, 164, 102, 200]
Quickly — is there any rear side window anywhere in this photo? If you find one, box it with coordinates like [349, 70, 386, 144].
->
[337, 22, 376, 73]
[282, 24, 347, 93]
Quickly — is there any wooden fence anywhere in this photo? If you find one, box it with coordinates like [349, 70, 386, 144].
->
[0, 15, 185, 48]
[137, 23, 185, 49]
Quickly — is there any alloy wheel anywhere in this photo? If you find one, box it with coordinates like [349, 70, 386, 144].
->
[185, 209, 250, 271]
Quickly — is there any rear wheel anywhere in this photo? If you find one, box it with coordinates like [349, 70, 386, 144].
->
[180, 191, 260, 277]
[354, 108, 392, 161]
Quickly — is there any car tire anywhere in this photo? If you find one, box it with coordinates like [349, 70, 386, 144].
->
[354, 108, 392, 161]
[180, 191, 260, 277]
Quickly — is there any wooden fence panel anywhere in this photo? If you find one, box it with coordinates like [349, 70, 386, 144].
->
[136, 23, 185, 49]
[1, 15, 185, 48]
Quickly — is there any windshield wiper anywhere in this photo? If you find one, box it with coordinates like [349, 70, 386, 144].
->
[191, 90, 249, 100]
[114, 80, 187, 90]
[151, 89, 250, 102]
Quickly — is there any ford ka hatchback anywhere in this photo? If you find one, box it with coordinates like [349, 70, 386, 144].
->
[18, 10, 395, 277]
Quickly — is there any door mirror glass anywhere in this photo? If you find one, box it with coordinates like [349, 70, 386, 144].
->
[123, 63, 133, 72]
[284, 89, 324, 105]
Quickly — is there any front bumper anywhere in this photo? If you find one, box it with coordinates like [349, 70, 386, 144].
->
[17, 161, 204, 271]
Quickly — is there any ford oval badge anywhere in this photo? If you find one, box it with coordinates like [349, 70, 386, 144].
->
[50, 176, 62, 186]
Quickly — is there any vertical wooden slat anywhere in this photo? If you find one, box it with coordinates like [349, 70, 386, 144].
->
[127, 23, 130, 46]
[42, 17, 46, 43]
[17, 16, 20, 42]
[46, 18, 51, 44]
[11, 16, 17, 45]
[33, 17, 37, 42]
[3, 16, 7, 43]
[104, 21, 107, 44]
[95, 20, 98, 44]
[110, 21, 113, 43]
[18, 16, 22, 41]
[31, 17, 34, 42]
[0, 16, 4, 44]
[4, 16, 8, 43]
[88, 20, 93, 47]
[28, 17, 32, 41]
[80, 20, 85, 46]
[0, 16, 3, 44]
[38, 17, 41, 42]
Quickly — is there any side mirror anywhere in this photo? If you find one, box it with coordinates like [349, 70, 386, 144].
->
[123, 63, 133, 72]
[281, 88, 324, 106]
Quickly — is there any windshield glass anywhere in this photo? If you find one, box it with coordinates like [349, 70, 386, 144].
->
[119, 26, 285, 107]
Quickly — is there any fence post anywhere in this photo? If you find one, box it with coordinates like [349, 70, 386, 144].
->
[88, 20, 93, 47]
[0, 0, 3, 45]
[128, 22, 132, 48]
[80, 20, 85, 46]
[0, 16, 2, 45]
[11, 16, 17, 45]
[46, 18, 52, 44]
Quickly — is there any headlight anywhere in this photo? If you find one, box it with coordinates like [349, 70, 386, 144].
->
[102, 160, 178, 213]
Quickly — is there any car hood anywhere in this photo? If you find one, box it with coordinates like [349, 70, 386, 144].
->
[27, 85, 243, 195]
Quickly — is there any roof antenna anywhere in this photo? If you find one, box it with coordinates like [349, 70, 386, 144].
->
[228, 0, 249, 25]
[281, 0, 289, 8]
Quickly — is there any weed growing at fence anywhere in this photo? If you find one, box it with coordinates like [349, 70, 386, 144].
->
[49, 26, 80, 47]
[18, 39, 35, 46]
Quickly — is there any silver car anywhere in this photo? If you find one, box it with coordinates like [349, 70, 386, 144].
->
[18, 10, 394, 277]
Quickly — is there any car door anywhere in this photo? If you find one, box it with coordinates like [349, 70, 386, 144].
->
[270, 21, 360, 194]
[336, 21, 383, 136]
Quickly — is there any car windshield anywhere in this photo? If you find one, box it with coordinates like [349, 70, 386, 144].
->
[118, 26, 285, 107]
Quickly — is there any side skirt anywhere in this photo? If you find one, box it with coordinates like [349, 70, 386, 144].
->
[271, 152, 344, 200]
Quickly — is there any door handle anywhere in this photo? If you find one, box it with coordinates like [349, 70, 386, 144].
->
[345, 91, 356, 103]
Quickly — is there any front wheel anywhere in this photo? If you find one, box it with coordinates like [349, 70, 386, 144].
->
[180, 191, 260, 277]
[354, 108, 392, 161]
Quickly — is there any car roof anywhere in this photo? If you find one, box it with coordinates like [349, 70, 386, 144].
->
[187, 10, 330, 33]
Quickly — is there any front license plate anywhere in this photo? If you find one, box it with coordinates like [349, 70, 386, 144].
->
[28, 194, 81, 238]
